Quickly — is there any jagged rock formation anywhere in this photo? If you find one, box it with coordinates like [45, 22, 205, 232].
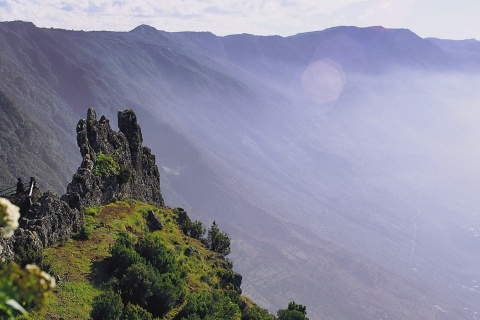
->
[0, 108, 164, 261]
[16, 191, 82, 250]
[62, 108, 164, 209]
[62, 108, 163, 209]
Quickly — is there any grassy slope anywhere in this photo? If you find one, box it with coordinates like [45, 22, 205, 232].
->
[30, 200, 244, 320]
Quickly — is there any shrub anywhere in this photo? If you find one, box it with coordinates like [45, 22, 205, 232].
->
[122, 303, 153, 320]
[115, 232, 136, 248]
[110, 242, 144, 278]
[77, 225, 91, 240]
[207, 221, 231, 256]
[277, 301, 309, 320]
[179, 290, 240, 319]
[91, 290, 124, 320]
[182, 219, 205, 240]
[107, 232, 188, 317]
[14, 247, 43, 268]
[83, 206, 100, 217]
[135, 234, 175, 273]
[119, 262, 185, 317]
[149, 270, 186, 316]
[176, 208, 206, 240]
[218, 270, 241, 293]
[242, 304, 276, 320]
[77, 215, 96, 241]
[93, 153, 120, 177]
[242, 306, 275, 320]
[174, 208, 188, 225]
[120, 263, 157, 309]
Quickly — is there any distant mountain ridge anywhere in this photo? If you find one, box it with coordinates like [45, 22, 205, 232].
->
[1, 21, 480, 319]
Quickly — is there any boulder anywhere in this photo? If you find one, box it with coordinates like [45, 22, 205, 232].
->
[147, 210, 164, 231]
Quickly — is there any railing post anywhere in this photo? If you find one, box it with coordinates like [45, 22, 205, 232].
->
[16, 178, 24, 194]
[28, 177, 35, 204]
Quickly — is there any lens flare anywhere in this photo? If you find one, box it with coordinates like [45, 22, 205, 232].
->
[301, 59, 346, 104]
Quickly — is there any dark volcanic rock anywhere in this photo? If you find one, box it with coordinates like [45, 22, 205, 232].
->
[6, 191, 83, 256]
[147, 210, 163, 230]
[20, 191, 82, 248]
[64, 108, 164, 210]
[233, 272, 242, 293]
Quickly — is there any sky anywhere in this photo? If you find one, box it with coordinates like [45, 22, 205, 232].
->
[0, 0, 478, 40]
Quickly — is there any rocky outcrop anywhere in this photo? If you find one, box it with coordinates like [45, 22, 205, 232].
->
[147, 210, 164, 231]
[0, 108, 164, 261]
[62, 108, 164, 210]
[2, 188, 80, 262]
[19, 191, 83, 248]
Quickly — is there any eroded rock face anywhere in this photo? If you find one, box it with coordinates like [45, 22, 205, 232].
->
[0, 108, 164, 261]
[20, 191, 83, 248]
[63, 108, 164, 209]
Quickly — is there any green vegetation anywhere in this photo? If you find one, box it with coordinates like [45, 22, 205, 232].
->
[207, 221, 231, 256]
[91, 290, 123, 320]
[177, 209, 205, 240]
[100, 232, 186, 318]
[277, 302, 309, 320]
[13, 201, 306, 319]
[92, 153, 120, 177]
[0, 197, 55, 319]
[0, 262, 55, 318]
[77, 206, 100, 241]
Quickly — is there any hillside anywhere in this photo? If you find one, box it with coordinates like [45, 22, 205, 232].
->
[1, 21, 480, 319]
[29, 201, 275, 319]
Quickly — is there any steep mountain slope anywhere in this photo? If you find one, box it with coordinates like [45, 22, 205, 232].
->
[0, 89, 78, 193]
[1, 21, 480, 319]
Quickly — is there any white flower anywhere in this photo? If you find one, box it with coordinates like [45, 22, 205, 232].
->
[40, 270, 56, 288]
[25, 264, 56, 289]
[0, 197, 20, 238]
[25, 264, 40, 272]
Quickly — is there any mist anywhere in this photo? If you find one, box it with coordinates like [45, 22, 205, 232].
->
[144, 63, 480, 318]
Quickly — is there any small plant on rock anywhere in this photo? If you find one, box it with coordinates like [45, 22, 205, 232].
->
[92, 153, 120, 177]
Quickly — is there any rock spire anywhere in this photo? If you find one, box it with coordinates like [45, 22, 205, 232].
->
[63, 108, 164, 209]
